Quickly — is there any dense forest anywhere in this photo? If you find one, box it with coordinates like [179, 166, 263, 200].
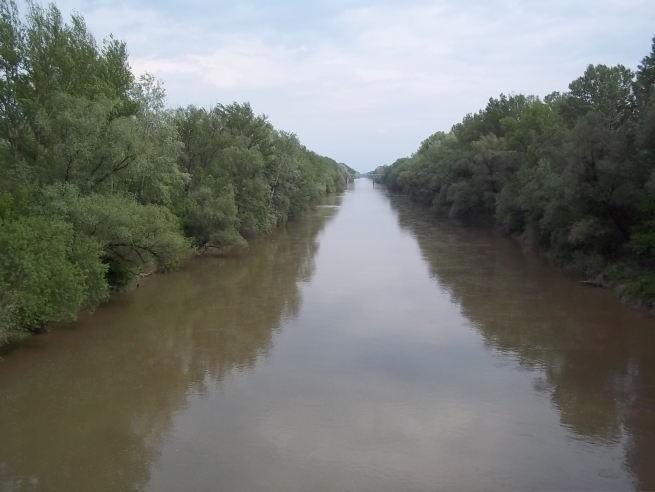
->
[0, 1, 349, 345]
[373, 38, 655, 311]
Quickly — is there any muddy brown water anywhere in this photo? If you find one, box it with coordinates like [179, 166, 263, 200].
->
[1, 180, 655, 492]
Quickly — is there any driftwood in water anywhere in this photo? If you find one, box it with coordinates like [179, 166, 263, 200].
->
[580, 280, 602, 287]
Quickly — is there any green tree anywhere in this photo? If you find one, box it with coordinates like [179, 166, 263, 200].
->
[0, 216, 107, 336]
[565, 64, 635, 129]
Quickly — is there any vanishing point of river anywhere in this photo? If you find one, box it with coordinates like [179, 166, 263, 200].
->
[2, 180, 655, 492]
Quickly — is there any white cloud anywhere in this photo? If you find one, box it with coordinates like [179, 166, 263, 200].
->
[15, 0, 655, 170]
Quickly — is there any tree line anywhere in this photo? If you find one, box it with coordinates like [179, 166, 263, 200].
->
[0, 0, 349, 345]
[372, 38, 655, 311]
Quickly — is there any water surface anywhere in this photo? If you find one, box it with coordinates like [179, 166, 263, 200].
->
[1, 180, 655, 491]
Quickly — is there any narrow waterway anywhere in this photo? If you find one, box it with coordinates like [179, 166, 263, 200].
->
[2, 180, 655, 492]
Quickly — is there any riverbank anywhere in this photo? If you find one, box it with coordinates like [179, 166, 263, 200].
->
[0, 1, 355, 348]
[566, 260, 655, 316]
[369, 38, 655, 317]
[0, 190, 348, 350]
[378, 188, 655, 317]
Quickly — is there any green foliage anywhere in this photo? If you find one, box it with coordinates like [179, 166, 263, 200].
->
[0, 0, 347, 344]
[605, 264, 655, 306]
[630, 217, 655, 260]
[566, 64, 634, 129]
[41, 185, 194, 279]
[181, 184, 244, 248]
[0, 216, 108, 336]
[0, 289, 19, 345]
[173, 103, 346, 247]
[634, 37, 655, 110]
[379, 37, 655, 307]
[0, 190, 14, 220]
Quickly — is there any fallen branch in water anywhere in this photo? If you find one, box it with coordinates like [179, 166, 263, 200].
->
[580, 280, 602, 287]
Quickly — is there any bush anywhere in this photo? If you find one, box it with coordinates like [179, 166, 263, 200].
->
[0, 217, 109, 334]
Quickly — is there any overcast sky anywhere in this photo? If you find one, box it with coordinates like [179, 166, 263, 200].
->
[21, 0, 655, 172]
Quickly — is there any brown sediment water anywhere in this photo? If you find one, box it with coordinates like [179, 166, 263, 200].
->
[1, 180, 655, 492]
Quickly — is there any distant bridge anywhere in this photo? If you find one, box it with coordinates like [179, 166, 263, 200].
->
[347, 173, 383, 180]
[346, 173, 384, 184]
[348, 173, 384, 183]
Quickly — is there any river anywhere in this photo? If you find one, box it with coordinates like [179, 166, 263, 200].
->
[1, 180, 655, 492]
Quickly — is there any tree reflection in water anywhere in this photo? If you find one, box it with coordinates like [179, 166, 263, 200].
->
[389, 195, 655, 491]
[0, 197, 341, 492]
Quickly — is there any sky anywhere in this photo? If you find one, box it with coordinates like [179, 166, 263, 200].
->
[18, 0, 655, 172]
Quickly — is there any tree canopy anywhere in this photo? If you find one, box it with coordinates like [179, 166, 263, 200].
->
[373, 37, 655, 310]
[0, 0, 348, 344]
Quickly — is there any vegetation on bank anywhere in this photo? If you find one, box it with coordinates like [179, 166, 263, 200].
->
[371, 37, 655, 311]
[0, 1, 349, 345]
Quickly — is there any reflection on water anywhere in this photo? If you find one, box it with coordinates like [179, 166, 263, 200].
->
[0, 197, 340, 492]
[1, 182, 655, 492]
[389, 196, 655, 491]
